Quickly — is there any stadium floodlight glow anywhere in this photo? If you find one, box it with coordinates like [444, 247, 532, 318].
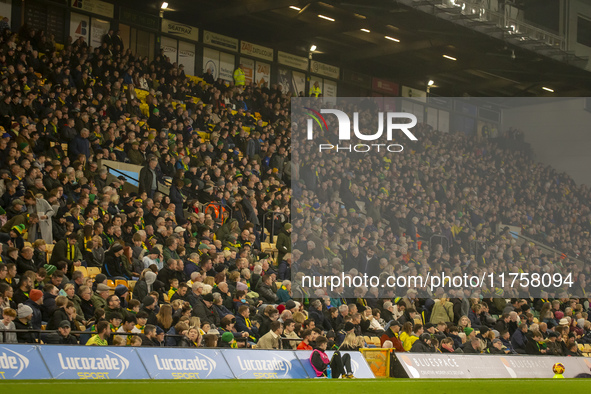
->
[360, 28, 370, 33]
[310, 44, 317, 52]
[289, 5, 301, 11]
[318, 14, 335, 21]
[428, 80, 435, 86]
[385, 36, 400, 42]
[443, 54, 457, 60]
[161, 2, 168, 9]
[542, 87, 554, 92]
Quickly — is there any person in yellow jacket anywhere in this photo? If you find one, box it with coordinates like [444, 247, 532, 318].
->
[233, 64, 245, 86]
[309, 80, 322, 97]
[400, 322, 423, 351]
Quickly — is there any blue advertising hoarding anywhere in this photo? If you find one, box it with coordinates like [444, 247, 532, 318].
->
[0, 345, 51, 380]
[295, 350, 375, 379]
[136, 348, 235, 379]
[224, 349, 310, 379]
[38, 345, 150, 380]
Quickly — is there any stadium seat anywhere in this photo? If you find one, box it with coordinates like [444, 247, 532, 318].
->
[107, 280, 116, 288]
[74, 266, 88, 277]
[87, 267, 101, 278]
[115, 280, 128, 288]
[127, 280, 137, 291]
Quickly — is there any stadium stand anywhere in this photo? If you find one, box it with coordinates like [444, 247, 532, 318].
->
[0, 18, 588, 371]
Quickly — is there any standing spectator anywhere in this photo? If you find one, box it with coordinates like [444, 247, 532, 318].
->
[233, 64, 245, 87]
[139, 157, 159, 199]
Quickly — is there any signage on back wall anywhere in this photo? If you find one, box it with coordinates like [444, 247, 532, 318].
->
[71, 0, 114, 19]
[162, 19, 198, 42]
[310, 60, 339, 80]
[277, 51, 308, 71]
[241, 41, 273, 62]
[204, 30, 238, 52]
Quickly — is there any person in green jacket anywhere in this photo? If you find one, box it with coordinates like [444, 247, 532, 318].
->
[276, 223, 291, 265]
[430, 295, 454, 324]
[276, 280, 292, 303]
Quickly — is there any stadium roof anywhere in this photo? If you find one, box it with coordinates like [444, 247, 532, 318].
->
[131, 0, 591, 97]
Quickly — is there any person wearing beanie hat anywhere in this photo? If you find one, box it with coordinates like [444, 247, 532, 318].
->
[24, 289, 44, 330]
[218, 331, 237, 349]
[17, 304, 33, 319]
[464, 327, 474, 337]
[93, 274, 107, 292]
[29, 289, 43, 303]
[285, 300, 297, 311]
[13, 303, 36, 343]
[140, 295, 158, 326]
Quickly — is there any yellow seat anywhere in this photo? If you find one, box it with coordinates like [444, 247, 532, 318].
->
[107, 279, 116, 288]
[127, 280, 137, 291]
[371, 337, 381, 346]
[115, 279, 128, 288]
[74, 266, 88, 277]
[87, 267, 101, 278]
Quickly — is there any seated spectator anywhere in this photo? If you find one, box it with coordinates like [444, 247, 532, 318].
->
[0, 307, 17, 343]
[45, 320, 78, 345]
[257, 321, 283, 349]
[86, 320, 110, 346]
[310, 336, 354, 378]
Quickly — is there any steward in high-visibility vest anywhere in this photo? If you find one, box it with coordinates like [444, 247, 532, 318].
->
[233, 64, 245, 86]
[309, 81, 322, 97]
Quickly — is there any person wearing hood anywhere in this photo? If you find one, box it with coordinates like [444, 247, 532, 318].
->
[133, 270, 157, 301]
[103, 244, 130, 279]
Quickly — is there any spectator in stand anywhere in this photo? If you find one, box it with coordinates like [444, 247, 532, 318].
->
[86, 320, 110, 346]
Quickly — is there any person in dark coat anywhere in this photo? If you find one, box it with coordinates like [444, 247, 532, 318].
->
[308, 300, 333, 332]
[191, 293, 220, 326]
[44, 320, 78, 344]
[410, 333, 435, 353]
[140, 295, 159, 326]
[24, 289, 44, 330]
[102, 244, 130, 279]
[46, 301, 75, 330]
[138, 157, 159, 199]
[69, 129, 91, 159]
[14, 304, 37, 343]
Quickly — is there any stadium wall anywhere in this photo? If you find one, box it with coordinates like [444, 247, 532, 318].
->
[501, 98, 591, 187]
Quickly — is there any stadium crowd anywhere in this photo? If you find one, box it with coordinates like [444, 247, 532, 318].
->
[0, 21, 587, 364]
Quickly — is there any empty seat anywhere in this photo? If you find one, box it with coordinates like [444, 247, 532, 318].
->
[87, 267, 101, 278]
[115, 279, 128, 288]
[73, 266, 88, 277]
